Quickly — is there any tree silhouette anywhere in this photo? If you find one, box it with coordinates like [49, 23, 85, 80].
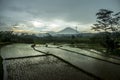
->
[92, 9, 120, 54]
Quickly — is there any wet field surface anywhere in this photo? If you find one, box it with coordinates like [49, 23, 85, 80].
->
[1, 44, 43, 59]
[36, 45, 120, 80]
[3, 56, 96, 80]
[1, 44, 120, 80]
[1, 44, 97, 80]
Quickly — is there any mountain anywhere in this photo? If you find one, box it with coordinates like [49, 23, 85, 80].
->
[35, 27, 81, 37]
[57, 27, 79, 35]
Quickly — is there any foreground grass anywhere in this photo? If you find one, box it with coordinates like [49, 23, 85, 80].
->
[0, 43, 3, 80]
[0, 42, 11, 80]
[0, 55, 3, 80]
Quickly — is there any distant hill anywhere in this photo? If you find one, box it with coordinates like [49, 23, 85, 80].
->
[46, 27, 95, 37]
[57, 27, 79, 35]
[11, 27, 96, 37]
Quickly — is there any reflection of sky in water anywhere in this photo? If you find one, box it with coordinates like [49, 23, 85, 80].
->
[3, 56, 95, 80]
[1, 44, 43, 59]
[1, 44, 120, 80]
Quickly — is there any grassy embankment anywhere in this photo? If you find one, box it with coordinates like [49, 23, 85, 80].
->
[68, 43, 119, 56]
[0, 54, 3, 80]
[66, 38, 120, 56]
[0, 42, 11, 80]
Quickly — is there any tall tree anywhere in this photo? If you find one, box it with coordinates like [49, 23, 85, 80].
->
[92, 9, 120, 54]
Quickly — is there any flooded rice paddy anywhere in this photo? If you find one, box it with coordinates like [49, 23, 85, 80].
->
[3, 56, 96, 80]
[1, 44, 96, 80]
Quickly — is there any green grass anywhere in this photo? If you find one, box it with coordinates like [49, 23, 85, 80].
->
[0, 42, 10, 80]
[70, 43, 104, 51]
[0, 56, 3, 80]
[69, 43, 120, 56]
[0, 44, 3, 80]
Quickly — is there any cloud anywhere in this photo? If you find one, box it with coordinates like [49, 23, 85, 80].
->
[0, 0, 120, 32]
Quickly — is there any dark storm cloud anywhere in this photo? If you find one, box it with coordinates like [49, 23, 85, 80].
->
[0, 0, 120, 31]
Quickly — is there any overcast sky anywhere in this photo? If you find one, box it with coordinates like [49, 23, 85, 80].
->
[0, 0, 120, 33]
